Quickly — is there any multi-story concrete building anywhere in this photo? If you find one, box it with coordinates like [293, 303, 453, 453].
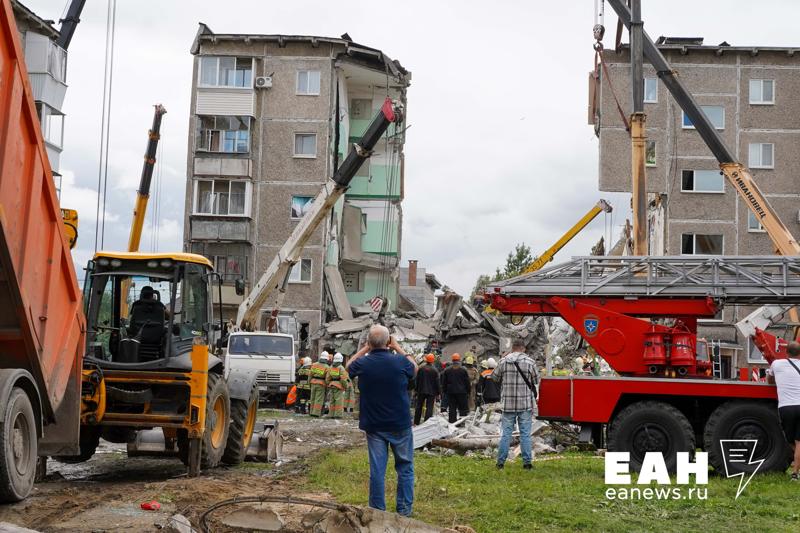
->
[399, 260, 442, 316]
[183, 25, 410, 341]
[592, 37, 800, 372]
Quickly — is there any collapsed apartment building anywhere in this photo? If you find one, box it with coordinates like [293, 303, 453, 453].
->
[182, 26, 410, 352]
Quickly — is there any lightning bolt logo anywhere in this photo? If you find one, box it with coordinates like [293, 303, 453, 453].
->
[719, 439, 764, 499]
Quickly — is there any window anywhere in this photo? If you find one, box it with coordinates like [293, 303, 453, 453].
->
[747, 338, 767, 364]
[288, 259, 312, 283]
[681, 233, 723, 255]
[681, 170, 724, 193]
[194, 179, 249, 216]
[296, 70, 321, 95]
[644, 77, 658, 103]
[36, 103, 64, 148]
[749, 142, 774, 169]
[294, 133, 317, 157]
[645, 140, 656, 167]
[290, 196, 313, 219]
[190, 242, 249, 283]
[199, 56, 253, 88]
[343, 271, 366, 292]
[749, 79, 775, 104]
[747, 211, 765, 232]
[196, 116, 250, 153]
[682, 105, 724, 130]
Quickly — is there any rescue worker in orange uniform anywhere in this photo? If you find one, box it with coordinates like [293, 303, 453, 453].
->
[326, 352, 350, 418]
[309, 351, 330, 417]
[295, 356, 312, 414]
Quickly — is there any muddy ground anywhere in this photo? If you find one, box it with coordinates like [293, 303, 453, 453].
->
[0, 411, 367, 532]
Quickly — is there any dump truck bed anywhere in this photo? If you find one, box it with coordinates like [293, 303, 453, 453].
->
[0, 0, 84, 454]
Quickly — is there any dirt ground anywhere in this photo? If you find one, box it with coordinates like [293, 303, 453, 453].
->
[0, 411, 367, 532]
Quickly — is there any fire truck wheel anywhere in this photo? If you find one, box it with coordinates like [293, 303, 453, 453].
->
[704, 400, 791, 474]
[607, 401, 694, 473]
[0, 387, 37, 502]
[221, 380, 259, 465]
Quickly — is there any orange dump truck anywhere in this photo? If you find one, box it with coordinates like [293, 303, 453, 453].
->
[0, 0, 85, 501]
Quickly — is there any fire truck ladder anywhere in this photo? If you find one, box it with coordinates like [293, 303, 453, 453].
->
[491, 256, 800, 305]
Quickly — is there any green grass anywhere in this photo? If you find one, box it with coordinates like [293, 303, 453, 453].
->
[257, 408, 292, 419]
[304, 450, 800, 533]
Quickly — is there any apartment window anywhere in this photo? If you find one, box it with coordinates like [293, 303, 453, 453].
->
[644, 77, 658, 103]
[645, 140, 656, 167]
[194, 179, 249, 216]
[682, 105, 724, 130]
[190, 242, 249, 283]
[747, 211, 766, 232]
[196, 116, 250, 153]
[199, 56, 253, 88]
[36, 103, 64, 148]
[290, 196, 313, 219]
[343, 271, 366, 292]
[747, 338, 767, 364]
[749, 79, 775, 105]
[681, 233, 723, 255]
[749, 142, 774, 169]
[288, 259, 312, 283]
[296, 70, 321, 95]
[294, 133, 317, 158]
[681, 170, 724, 193]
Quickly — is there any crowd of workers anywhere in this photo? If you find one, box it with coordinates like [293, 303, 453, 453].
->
[293, 351, 356, 418]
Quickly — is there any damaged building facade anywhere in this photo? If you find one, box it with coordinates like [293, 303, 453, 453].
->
[592, 37, 800, 372]
[182, 25, 410, 338]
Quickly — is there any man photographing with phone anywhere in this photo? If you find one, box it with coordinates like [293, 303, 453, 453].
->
[346, 325, 418, 516]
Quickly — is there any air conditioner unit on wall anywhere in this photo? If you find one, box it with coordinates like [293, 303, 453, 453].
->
[254, 76, 272, 89]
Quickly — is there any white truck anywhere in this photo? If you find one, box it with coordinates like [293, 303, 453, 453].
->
[224, 332, 296, 403]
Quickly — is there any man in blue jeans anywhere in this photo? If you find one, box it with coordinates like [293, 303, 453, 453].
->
[347, 325, 418, 515]
[492, 339, 539, 469]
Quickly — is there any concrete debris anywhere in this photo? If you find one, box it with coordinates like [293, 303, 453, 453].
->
[164, 514, 196, 533]
[324, 266, 354, 321]
[220, 505, 284, 531]
[0, 523, 41, 533]
[413, 416, 453, 449]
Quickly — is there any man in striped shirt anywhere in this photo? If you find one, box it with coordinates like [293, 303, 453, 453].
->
[492, 339, 539, 470]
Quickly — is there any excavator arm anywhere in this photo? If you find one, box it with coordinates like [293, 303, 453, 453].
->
[524, 199, 612, 274]
[236, 97, 403, 330]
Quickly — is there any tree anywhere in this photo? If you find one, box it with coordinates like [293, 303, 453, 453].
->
[472, 274, 492, 298]
[499, 243, 534, 279]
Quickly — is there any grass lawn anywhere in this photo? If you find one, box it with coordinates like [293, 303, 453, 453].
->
[304, 449, 799, 533]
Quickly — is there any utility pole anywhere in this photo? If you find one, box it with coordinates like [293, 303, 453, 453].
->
[629, 0, 648, 255]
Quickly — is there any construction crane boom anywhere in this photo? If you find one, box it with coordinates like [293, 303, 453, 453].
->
[127, 104, 166, 252]
[524, 199, 612, 274]
[237, 97, 403, 330]
[55, 0, 86, 50]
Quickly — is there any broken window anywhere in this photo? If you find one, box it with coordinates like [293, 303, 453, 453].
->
[644, 77, 657, 103]
[199, 56, 253, 88]
[749, 79, 775, 104]
[196, 116, 251, 153]
[190, 242, 249, 283]
[682, 105, 724, 130]
[294, 133, 317, 157]
[681, 233, 723, 255]
[290, 196, 313, 219]
[343, 271, 365, 292]
[645, 140, 656, 167]
[681, 170, 723, 193]
[747, 211, 765, 232]
[296, 70, 321, 95]
[194, 179, 249, 216]
[288, 259, 312, 283]
[748, 142, 774, 169]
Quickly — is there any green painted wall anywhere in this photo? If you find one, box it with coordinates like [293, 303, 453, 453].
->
[362, 219, 399, 254]
[345, 272, 398, 308]
[347, 164, 401, 199]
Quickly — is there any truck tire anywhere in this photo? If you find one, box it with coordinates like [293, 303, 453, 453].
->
[607, 400, 694, 473]
[178, 373, 230, 469]
[704, 400, 791, 474]
[0, 387, 38, 502]
[52, 427, 100, 464]
[222, 380, 259, 465]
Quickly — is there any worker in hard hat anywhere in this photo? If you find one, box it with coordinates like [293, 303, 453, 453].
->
[295, 356, 313, 414]
[326, 353, 350, 419]
[414, 354, 440, 425]
[477, 358, 501, 421]
[442, 353, 470, 423]
[309, 351, 330, 417]
[464, 353, 480, 412]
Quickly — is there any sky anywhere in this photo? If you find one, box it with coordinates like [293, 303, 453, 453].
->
[22, 0, 800, 295]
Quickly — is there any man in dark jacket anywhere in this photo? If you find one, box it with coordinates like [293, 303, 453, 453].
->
[442, 353, 471, 423]
[414, 353, 440, 425]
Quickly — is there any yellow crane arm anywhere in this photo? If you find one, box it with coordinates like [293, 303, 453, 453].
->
[524, 199, 612, 274]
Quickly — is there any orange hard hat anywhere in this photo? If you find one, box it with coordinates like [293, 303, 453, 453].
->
[451, 353, 461, 361]
[425, 353, 435, 363]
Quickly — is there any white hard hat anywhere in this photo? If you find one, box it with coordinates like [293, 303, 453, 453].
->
[320, 352, 330, 362]
[554, 355, 563, 366]
[333, 353, 343, 363]
[487, 357, 497, 369]
[303, 357, 312, 365]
